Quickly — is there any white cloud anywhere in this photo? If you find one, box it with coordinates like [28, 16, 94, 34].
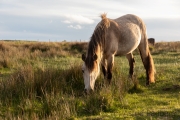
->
[1, 0, 180, 41]
[68, 25, 82, 29]
[1, 0, 180, 19]
[63, 15, 94, 24]
[63, 20, 71, 24]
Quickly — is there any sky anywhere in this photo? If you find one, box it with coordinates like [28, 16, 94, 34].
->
[0, 0, 180, 42]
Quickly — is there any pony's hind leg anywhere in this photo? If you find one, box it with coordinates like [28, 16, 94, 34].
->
[138, 43, 155, 85]
[126, 53, 135, 79]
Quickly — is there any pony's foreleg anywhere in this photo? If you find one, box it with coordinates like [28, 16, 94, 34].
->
[126, 53, 135, 78]
[138, 46, 155, 85]
[101, 58, 107, 78]
[106, 55, 114, 84]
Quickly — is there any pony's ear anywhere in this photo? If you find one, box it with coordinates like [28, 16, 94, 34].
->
[82, 54, 86, 61]
[93, 54, 98, 61]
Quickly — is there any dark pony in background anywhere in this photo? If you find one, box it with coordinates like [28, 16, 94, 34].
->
[82, 13, 155, 93]
[148, 38, 155, 46]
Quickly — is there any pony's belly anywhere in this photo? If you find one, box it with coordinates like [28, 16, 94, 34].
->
[116, 48, 135, 55]
[116, 40, 140, 55]
[116, 23, 141, 55]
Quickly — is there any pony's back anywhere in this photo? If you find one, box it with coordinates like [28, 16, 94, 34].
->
[115, 14, 144, 27]
[114, 14, 148, 50]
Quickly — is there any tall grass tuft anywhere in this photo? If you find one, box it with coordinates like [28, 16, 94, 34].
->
[0, 63, 85, 119]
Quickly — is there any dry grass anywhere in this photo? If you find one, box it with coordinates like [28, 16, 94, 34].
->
[154, 41, 180, 53]
[0, 41, 88, 69]
[0, 40, 179, 119]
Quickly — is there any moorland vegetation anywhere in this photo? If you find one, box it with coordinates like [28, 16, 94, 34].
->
[0, 40, 180, 119]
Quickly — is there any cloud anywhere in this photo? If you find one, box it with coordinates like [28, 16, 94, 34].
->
[63, 15, 94, 24]
[63, 20, 71, 24]
[1, 0, 180, 41]
[68, 25, 82, 29]
[49, 20, 53, 24]
[144, 18, 180, 41]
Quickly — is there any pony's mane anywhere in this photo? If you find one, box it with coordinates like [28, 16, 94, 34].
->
[85, 13, 110, 71]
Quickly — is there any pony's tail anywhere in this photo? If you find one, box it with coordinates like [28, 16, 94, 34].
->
[100, 13, 110, 28]
[148, 51, 155, 83]
[144, 32, 155, 84]
[140, 21, 155, 84]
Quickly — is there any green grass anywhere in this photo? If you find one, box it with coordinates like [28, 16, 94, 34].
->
[83, 51, 180, 120]
[0, 41, 180, 119]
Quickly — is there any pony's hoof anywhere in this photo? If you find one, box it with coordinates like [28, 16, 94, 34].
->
[146, 82, 150, 86]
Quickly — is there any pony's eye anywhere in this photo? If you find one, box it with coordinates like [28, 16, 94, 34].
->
[82, 70, 84, 73]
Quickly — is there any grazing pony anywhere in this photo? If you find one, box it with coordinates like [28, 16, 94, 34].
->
[82, 14, 155, 93]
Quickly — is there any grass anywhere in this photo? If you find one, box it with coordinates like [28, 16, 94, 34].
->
[0, 40, 180, 119]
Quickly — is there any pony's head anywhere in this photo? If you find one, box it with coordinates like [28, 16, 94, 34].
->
[81, 13, 109, 94]
[82, 53, 100, 94]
